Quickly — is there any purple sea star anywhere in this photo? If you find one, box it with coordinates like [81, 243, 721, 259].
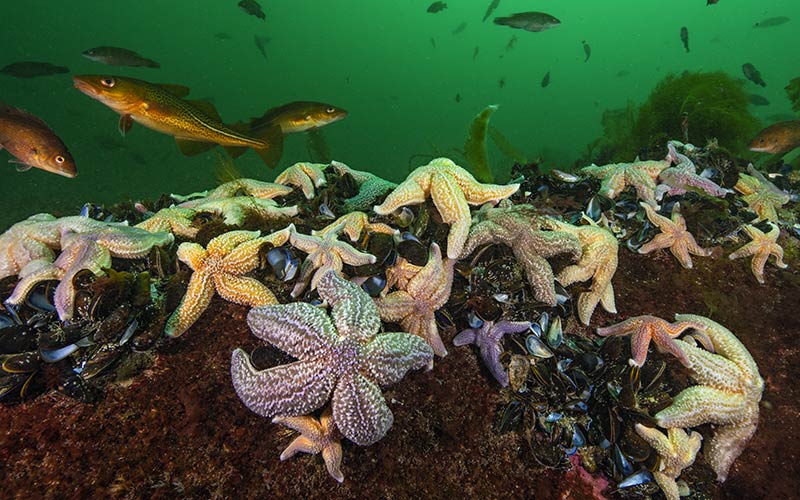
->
[453, 319, 531, 387]
[657, 142, 732, 200]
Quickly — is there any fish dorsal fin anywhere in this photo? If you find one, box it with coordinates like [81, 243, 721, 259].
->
[1, 105, 51, 129]
[175, 137, 216, 156]
[154, 83, 191, 98]
[186, 100, 222, 122]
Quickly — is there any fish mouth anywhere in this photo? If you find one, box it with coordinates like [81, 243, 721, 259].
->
[72, 77, 98, 97]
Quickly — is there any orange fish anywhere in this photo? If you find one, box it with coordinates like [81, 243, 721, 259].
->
[748, 120, 800, 155]
[0, 103, 76, 177]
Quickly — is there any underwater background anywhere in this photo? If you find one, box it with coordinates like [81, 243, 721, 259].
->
[1, 0, 798, 228]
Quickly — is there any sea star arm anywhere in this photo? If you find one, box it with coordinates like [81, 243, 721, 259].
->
[247, 303, 338, 358]
[318, 271, 381, 342]
[331, 371, 393, 446]
[430, 172, 471, 259]
[214, 274, 277, 307]
[374, 291, 417, 323]
[363, 332, 434, 385]
[164, 271, 215, 337]
[655, 385, 749, 428]
[373, 177, 428, 215]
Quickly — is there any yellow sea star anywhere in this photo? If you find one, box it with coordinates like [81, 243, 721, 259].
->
[273, 407, 344, 483]
[656, 314, 764, 482]
[638, 202, 712, 269]
[581, 158, 670, 207]
[164, 228, 290, 337]
[275, 162, 328, 199]
[314, 212, 397, 243]
[184, 196, 298, 226]
[172, 178, 293, 202]
[373, 157, 519, 259]
[634, 424, 703, 500]
[733, 166, 790, 223]
[135, 207, 199, 239]
[728, 223, 787, 284]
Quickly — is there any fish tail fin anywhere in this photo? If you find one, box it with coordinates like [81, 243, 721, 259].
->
[252, 124, 284, 168]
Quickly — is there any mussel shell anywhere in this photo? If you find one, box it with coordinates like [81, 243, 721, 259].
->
[0, 313, 16, 329]
[0, 325, 38, 354]
[40, 343, 80, 363]
[618, 469, 654, 488]
[267, 247, 300, 282]
[58, 374, 96, 402]
[545, 316, 563, 348]
[392, 207, 415, 228]
[318, 203, 336, 220]
[612, 443, 634, 478]
[396, 233, 428, 266]
[361, 273, 387, 297]
[78, 344, 123, 379]
[94, 303, 132, 343]
[1, 352, 40, 373]
[26, 284, 56, 312]
[0, 372, 33, 399]
[526, 335, 553, 358]
[364, 232, 395, 267]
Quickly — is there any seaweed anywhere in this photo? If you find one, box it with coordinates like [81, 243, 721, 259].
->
[464, 104, 498, 182]
[489, 125, 527, 165]
[583, 101, 639, 163]
[306, 128, 332, 164]
[213, 150, 242, 185]
[786, 77, 800, 113]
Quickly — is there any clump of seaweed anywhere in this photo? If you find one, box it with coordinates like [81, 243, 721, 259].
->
[464, 104, 498, 182]
[786, 77, 800, 113]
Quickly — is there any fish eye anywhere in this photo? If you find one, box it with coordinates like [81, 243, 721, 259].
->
[326, 107, 336, 114]
[101, 78, 116, 88]
[55, 155, 65, 164]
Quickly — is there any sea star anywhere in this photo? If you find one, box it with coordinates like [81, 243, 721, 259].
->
[596, 315, 707, 368]
[373, 157, 520, 259]
[273, 406, 344, 483]
[452, 319, 531, 387]
[638, 202, 712, 269]
[0, 214, 60, 280]
[544, 219, 619, 326]
[287, 223, 376, 297]
[728, 223, 787, 284]
[275, 162, 328, 199]
[655, 314, 764, 482]
[182, 196, 298, 226]
[733, 165, 791, 223]
[374, 242, 454, 358]
[328, 160, 397, 211]
[634, 424, 703, 500]
[231, 271, 433, 445]
[314, 212, 397, 243]
[135, 207, 199, 239]
[581, 157, 670, 207]
[459, 205, 582, 306]
[164, 228, 289, 337]
[172, 178, 293, 203]
[657, 142, 731, 200]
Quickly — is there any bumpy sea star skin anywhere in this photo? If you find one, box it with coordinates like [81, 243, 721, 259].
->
[595, 315, 707, 368]
[231, 271, 433, 446]
[287, 223, 377, 297]
[275, 162, 328, 199]
[657, 142, 732, 200]
[728, 223, 787, 284]
[0, 214, 60, 280]
[580, 158, 670, 207]
[634, 424, 703, 500]
[374, 243, 454, 358]
[273, 407, 344, 483]
[180, 196, 298, 226]
[544, 219, 619, 326]
[329, 160, 398, 211]
[460, 205, 581, 306]
[638, 202, 712, 269]
[733, 166, 791, 223]
[373, 157, 520, 259]
[452, 320, 531, 387]
[172, 178, 294, 203]
[164, 229, 289, 337]
[655, 314, 764, 482]
[314, 212, 397, 243]
[135, 207, 199, 238]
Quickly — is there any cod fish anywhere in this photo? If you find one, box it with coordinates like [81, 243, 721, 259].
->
[0, 61, 68, 78]
[483, 0, 501, 22]
[742, 63, 766, 87]
[427, 2, 447, 13]
[248, 101, 348, 134]
[748, 120, 800, 155]
[238, 0, 265, 20]
[680, 27, 689, 53]
[0, 103, 76, 177]
[72, 75, 283, 167]
[82, 46, 160, 68]
[494, 12, 560, 32]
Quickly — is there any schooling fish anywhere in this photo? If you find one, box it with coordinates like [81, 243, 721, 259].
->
[81, 46, 160, 68]
[541, 71, 551, 88]
[72, 75, 283, 167]
[753, 16, 790, 28]
[707, 0, 719, 4]
[427, 2, 447, 13]
[0, 61, 69, 78]
[742, 63, 766, 87]
[494, 12, 561, 32]
[506, 35, 517, 51]
[238, 0, 265, 20]
[473, 46, 480, 59]
[483, 0, 501, 22]
[253, 35, 271, 60]
[248, 101, 348, 135]
[748, 94, 770, 106]
[680, 27, 690, 53]
[452, 22, 467, 35]
[748, 120, 800, 155]
[0, 103, 76, 177]
[582, 40, 591, 62]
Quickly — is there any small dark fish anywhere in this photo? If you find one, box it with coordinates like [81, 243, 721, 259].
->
[749, 94, 770, 106]
[680, 27, 689, 53]
[742, 63, 766, 87]
[582, 40, 591, 62]
[81, 46, 160, 68]
[0, 61, 69, 78]
[498, 77, 506, 88]
[473, 46, 480, 59]
[707, 0, 719, 4]
[494, 12, 561, 32]
[430, 37, 437, 48]
[541, 71, 551, 88]
[238, 0, 265, 20]
[452, 22, 467, 34]
[483, 0, 501, 22]
[427, 2, 447, 13]
[753, 16, 790, 28]
[214, 32, 233, 40]
[506, 35, 517, 51]
[0, 103, 77, 177]
[455, 93, 461, 103]
[616, 69, 631, 77]
[253, 35, 271, 60]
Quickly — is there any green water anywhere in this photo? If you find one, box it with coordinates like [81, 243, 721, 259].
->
[1, 0, 797, 228]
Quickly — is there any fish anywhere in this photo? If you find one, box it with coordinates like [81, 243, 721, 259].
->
[541, 71, 551, 88]
[427, 2, 447, 13]
[430, 37, 437, 48]
[748, 120, 800, 154]
[214, 32, 232, 40]
[0, 62, 69, 78]
[582, 40, 591, 62]
[253, 35, 271, 60]
[707, 0, 719, 4]
[473, 46, 480, 59]
[483, 0, 501, 22]
[0, 103, 77, 177]
[616, 69, 631, 77]
[455, 93, 461, 103]
[72, 75, 283, 167]
[498, 78, 505, 89]
[238, 0, 265, 20]
[506, 35, 517, 51]
[742, 63, 766, 87]
[493, 12, 561, 32]
[452, 22, 467, 35]
[680, 27, 689, 53]
[753, 16, 790, 28]
[248, 101, 348, 135]
[81, 46, 160, 68]
[748, 94, 770, 106]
